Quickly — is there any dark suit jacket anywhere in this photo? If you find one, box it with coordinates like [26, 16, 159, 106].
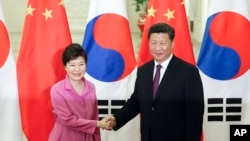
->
[114, 55, 204, 141]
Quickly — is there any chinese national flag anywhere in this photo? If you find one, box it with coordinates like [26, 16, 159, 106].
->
[16, 1, 72, 140]
[137, 0, 195, 66]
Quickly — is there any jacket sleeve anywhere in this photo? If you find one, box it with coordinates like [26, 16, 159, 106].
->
[113, 77, 140, 130]
[185, 68, 204, 141]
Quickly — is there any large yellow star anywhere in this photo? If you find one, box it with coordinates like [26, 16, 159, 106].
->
[26, 4, 35, 16]
[164, 9, 175, 21]
[42, 8, 53, 20]
[147, 5, 157, 17]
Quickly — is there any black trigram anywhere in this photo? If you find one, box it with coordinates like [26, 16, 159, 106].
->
[207, 98, 242, 122]
[97, 99, 126, 120]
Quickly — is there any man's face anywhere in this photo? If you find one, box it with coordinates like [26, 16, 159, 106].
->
[149, 33, 174, 64]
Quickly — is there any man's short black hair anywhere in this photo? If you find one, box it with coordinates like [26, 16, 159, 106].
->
[148, 23, 175, 41]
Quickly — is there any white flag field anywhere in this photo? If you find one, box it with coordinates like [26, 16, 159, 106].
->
[82, 0, 140, 141]
[0, 3, 22, 141]
[197, 0, 250, 141]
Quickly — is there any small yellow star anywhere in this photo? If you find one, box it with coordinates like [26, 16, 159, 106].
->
[181, 0, 185, 5]
[59, 0, 65, 6]
[26, 4, 35, 16]
[42, 8, 53, 20]
[147, 5, 157, 17]
[164, 9, 175, 21]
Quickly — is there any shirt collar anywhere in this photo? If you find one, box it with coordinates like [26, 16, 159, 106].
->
[64, 75, 88, 91]
[154, 53, 173, 69]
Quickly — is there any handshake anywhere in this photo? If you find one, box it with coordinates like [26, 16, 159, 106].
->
[97, 115, 116, 130]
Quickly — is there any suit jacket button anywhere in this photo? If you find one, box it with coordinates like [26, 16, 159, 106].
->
[151, 107, 154, 110]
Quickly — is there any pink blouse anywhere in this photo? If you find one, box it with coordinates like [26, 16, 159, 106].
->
[49, 75, 101, 141]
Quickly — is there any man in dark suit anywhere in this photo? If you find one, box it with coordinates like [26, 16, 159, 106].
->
[106, 23, 204, 141]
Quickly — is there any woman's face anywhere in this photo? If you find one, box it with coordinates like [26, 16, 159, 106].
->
[64, 56, 86, 82]
[149, 33, 174, 64]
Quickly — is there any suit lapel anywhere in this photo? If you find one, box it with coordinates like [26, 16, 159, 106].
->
[146, 61, 155, 102]
[153, 56, 179, 102]
[138, 60, 155, 103]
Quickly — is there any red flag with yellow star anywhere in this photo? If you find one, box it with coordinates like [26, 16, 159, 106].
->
[137, 0, 195, 66]
[17, 1, 71, 140]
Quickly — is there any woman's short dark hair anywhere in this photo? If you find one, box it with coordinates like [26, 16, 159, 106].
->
[62, 43, 88, 66]
[147, 23, 175, 41]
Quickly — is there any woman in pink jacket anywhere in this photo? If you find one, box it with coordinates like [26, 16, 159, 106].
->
[49, 43, 110, 141]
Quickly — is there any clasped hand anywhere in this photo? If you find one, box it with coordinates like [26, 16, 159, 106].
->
[97, 116, 116, 130]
